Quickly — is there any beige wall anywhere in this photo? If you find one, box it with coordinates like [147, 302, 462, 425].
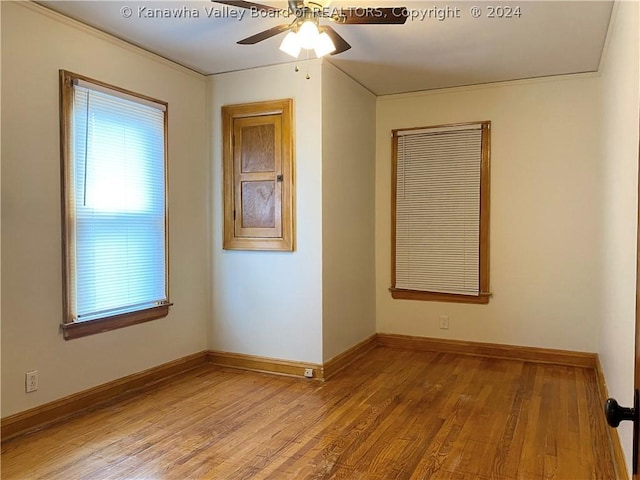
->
[598, 1, 640, 471]
[3, 7, 639, 465]
[1, 2, 209, 417]
[208, 61, 325, 364]
[208, 60, 377, 365]
[321, 62, 376, 362]
[375, 74, 603, 352]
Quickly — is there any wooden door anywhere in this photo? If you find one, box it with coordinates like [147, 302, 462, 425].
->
[233, 114, 283, 239]
[221, 99, 294, 251]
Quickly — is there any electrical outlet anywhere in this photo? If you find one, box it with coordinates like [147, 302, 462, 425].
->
[25, 370, 38, 393]
[439, 315, 449, 330]
[303, 368, 314, 378]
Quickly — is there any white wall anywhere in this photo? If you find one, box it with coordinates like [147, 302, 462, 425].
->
[208, 61, 324, 364]
[1, 2, 209, 417]
[375, 75, 603, 352]
[321, 62, 376, 361]
[598, 1, 640, 472]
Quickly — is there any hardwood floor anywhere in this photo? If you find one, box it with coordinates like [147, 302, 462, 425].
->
[1, 346, 617, 479]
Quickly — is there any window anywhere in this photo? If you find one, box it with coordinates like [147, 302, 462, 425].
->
[390, 121, 491, 304]
[222, 99, 294, 251]
[59, 70, 170, 339]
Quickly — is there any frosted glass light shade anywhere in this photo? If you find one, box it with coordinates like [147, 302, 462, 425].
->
[314, 31, 336, 57]
[298, 21, 319, 49]
[279, 31, 301, 58]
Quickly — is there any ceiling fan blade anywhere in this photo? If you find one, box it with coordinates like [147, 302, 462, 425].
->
[332, 7, 408, 25]
[321, 26, 351, 55]
[237, 24, 291, 44]
[213, 0, 285, 15]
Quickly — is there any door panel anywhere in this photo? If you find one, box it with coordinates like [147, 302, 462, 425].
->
[604, 120, 640, 480]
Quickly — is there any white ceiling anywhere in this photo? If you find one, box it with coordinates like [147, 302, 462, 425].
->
[39, 0, 614, 95]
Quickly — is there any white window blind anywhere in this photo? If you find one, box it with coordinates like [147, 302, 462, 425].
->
[68, 82, 168, 322]
[395, 124, 482, 296]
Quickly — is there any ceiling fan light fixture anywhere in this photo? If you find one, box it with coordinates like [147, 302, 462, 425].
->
[314, 31, 336, 57]
[297, 20, 320, 50]
[279, 31, 301, 58]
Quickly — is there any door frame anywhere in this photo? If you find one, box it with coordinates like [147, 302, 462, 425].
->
[634, 121, 640, 480]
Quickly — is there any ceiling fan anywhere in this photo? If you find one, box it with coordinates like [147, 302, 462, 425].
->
[213, 0, 408, 58]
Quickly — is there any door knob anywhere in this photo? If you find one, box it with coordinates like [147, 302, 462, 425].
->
[605, 397, 636, 427]
[604, 389, 639, 474]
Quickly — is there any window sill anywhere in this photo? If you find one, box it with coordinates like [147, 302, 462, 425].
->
[389, 288, 491, 304]
[61, 304, 172, 340]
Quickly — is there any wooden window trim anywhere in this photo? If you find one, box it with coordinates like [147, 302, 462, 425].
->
[61, 305, 171, 340]
[389, 289, 491, 304]
[390, 121, 491, 303]
[59, 70, 171, 339]
[222, 99, 295, 251]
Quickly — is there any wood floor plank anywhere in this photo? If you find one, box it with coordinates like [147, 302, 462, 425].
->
[1, 346, 617, 479]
